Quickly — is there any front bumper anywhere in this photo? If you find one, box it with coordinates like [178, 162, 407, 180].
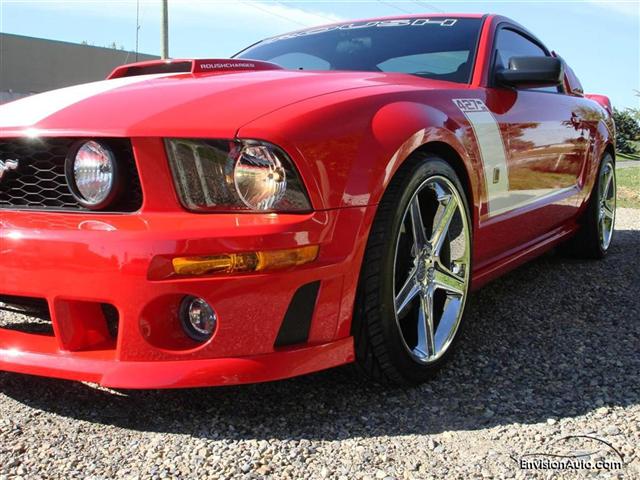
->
[0, 206, 368, 388]
[0, 334, 354, 389]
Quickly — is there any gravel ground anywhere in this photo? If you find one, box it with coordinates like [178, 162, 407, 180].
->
[616, 161, 639, 170]
[1, 208, 638, 479]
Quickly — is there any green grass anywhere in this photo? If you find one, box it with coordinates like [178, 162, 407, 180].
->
[617, 165, 640, 209]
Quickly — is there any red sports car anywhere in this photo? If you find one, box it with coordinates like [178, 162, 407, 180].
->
[0, 14, 616, 388]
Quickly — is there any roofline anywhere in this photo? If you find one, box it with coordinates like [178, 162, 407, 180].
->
[335, 12, 486, 21]
[0, 32, 158, 58]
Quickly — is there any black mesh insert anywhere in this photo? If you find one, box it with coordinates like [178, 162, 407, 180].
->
[0, 138, 142, 211]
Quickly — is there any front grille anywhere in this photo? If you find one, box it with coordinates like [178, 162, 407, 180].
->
[0, 296, 120, 342]
[0, 295, 54, 336]
[0, 138, 142, 211]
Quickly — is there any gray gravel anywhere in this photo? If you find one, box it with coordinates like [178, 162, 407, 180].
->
[1, 208, 639, 479]
[616, 161, 640, 169]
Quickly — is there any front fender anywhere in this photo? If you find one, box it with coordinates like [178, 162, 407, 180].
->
[238, 89, 477, 211]
[366, 101, 477, 206]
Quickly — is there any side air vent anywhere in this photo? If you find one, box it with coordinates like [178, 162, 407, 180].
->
[274, 281, 321, 347]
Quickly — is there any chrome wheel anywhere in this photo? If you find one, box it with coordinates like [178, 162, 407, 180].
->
[393, 175, 471, 364]
[598, 160, 616, 250]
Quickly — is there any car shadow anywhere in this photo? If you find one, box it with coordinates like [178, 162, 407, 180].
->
[1, 229, 638, 441]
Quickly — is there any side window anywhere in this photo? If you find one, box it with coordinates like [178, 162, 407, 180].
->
[377, 51, 471, 82]
[494, 28, 559, 93]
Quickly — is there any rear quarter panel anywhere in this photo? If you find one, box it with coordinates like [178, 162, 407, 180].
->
[571, 96, 616, 211]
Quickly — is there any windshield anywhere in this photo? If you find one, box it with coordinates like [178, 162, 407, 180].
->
[235, 17, 483, 84]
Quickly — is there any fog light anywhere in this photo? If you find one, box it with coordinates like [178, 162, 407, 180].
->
[179, 296, 217, 342]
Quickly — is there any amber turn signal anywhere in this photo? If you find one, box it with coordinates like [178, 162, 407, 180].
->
[172, 245, 319, 276]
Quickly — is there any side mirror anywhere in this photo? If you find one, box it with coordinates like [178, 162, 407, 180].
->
[496, 56, 563, 88]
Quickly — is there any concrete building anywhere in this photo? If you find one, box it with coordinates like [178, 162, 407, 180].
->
[0, 33, 158, 103]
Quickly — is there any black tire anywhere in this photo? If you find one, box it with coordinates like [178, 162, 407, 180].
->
[560, 153, 616, 259]
[352, 153, 472, 385]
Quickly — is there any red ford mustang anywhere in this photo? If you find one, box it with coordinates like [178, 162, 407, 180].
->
[0, 14, 616, 388]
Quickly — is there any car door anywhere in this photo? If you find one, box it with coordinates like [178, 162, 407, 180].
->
[475, 26, 588, 259]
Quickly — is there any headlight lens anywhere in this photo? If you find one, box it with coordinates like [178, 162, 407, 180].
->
[165, 138, 311, 212]
[66, 140, 117, 209]
[233, 144, 287, 210]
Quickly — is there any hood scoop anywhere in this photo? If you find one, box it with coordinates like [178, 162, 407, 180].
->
[107, 58, 283, 79]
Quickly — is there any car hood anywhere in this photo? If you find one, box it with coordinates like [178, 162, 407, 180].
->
[0, 69, 459, 138]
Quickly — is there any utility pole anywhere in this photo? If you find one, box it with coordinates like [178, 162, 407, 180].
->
[161, 0, 169, 59]
[135, 0, 140, 62]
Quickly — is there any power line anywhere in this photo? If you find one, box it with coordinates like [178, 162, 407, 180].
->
[376, 0, 415, 14]
[412, 1, 444, 13]
[274, 1, 337, 23]
[242, 0, 309, 27]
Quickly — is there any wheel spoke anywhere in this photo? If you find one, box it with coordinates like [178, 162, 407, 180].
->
[605, 196, 615, 209]
[395, 272, 420, 315]
[603, 168, 614, 199]
[409, 196, 428, 250]
[601, 215, 608, 237]
[600, 166, 611, 198]
[435, 295, 463, 353]
[415, 288, 435, 358]
[433, 263, 465, 295]
[430, 197, 457, 256]
[603, 204, 615, 220]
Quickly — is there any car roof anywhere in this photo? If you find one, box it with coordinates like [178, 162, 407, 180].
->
[343, 13, 486, 20]
[298, 12, 487, 29]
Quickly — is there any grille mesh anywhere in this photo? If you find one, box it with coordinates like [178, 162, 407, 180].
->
[0, 138, 142, 211]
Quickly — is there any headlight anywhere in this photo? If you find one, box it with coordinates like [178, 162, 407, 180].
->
[233, 143, 287, 210]
[165, 138, 311, 212]
[65, 140, 118, 209]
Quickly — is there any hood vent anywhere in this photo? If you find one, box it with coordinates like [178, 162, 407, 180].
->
[107, 58, 282, 79]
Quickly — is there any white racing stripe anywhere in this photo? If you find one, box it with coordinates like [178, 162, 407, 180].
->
[453, 98, 510, 217]
[0, 73, 172, 129]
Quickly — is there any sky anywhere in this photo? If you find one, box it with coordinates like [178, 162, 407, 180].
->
[1, 0, 638, 109]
